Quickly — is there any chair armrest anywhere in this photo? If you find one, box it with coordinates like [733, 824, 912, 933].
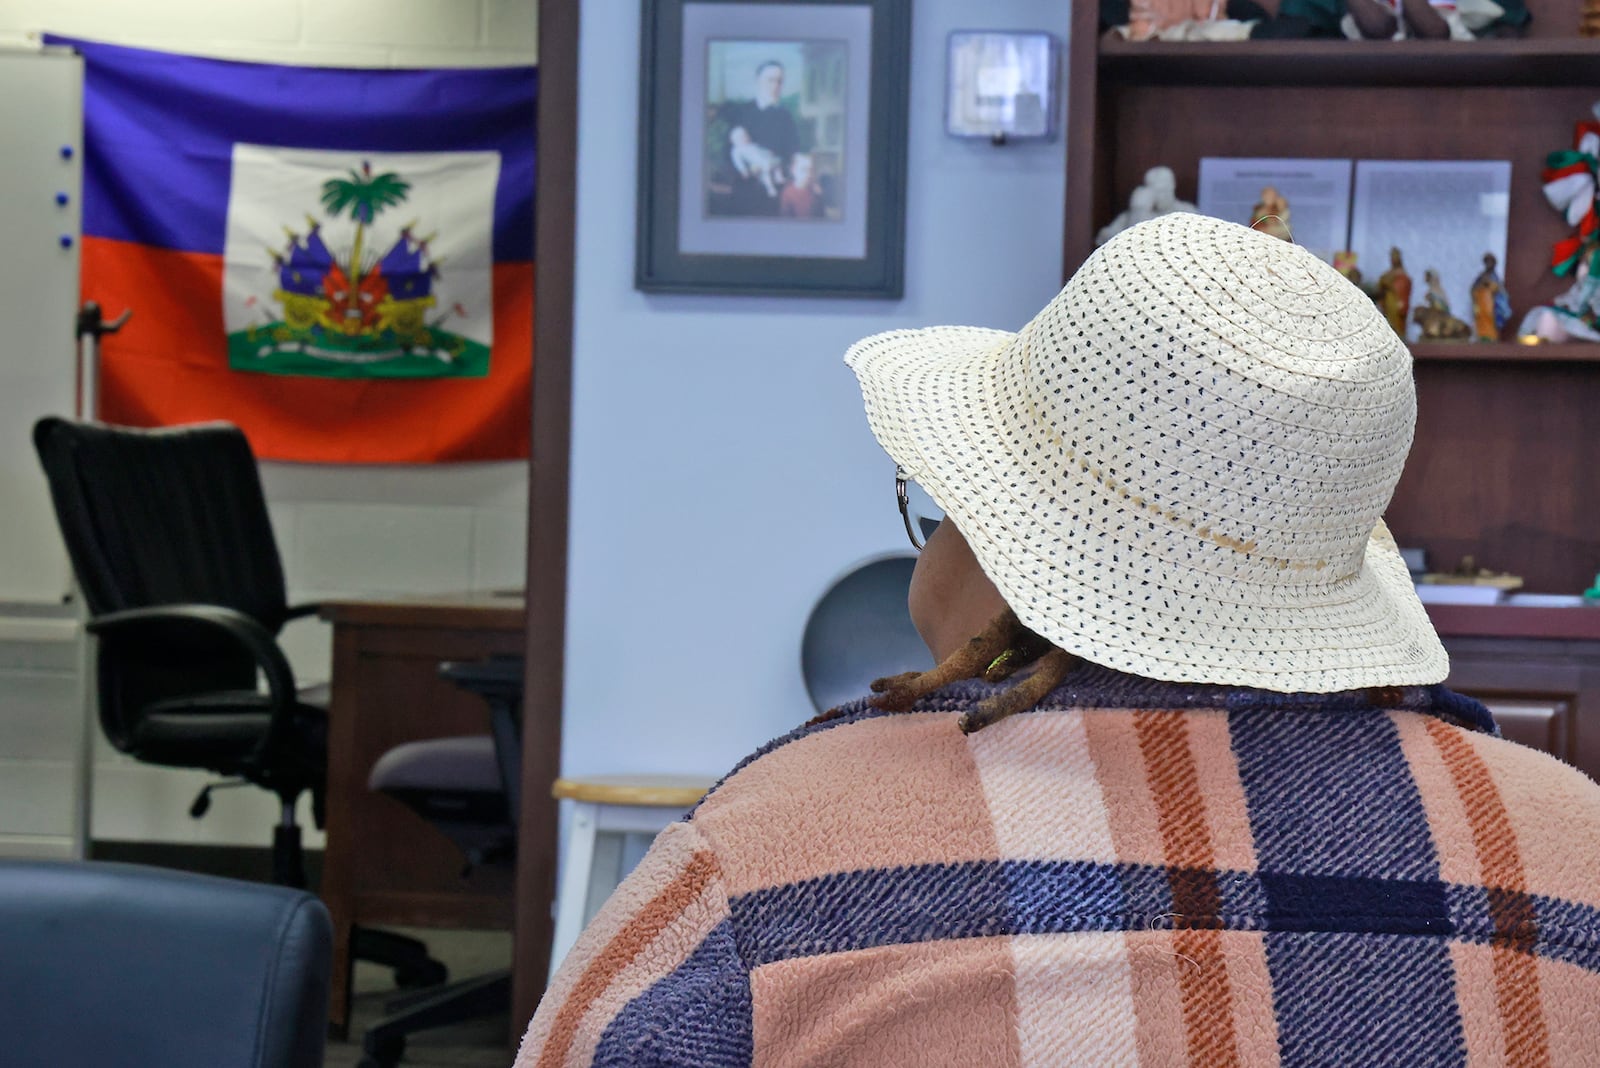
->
[87, 605, 297, 713]
[283, 602, 322, 622]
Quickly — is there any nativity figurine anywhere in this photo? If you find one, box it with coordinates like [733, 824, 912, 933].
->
[1469, 252, 1512, 342]
[1412, 268, 1472, 340]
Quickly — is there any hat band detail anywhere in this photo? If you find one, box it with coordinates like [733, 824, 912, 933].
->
[1017, 346, 1343, 579]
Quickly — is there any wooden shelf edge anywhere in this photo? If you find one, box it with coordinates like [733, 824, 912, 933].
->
[1410, 341, 1600, 362]
[1427, 602, 1600, 641]
[1098, 35, 1600, 86]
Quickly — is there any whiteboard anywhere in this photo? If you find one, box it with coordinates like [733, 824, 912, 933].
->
[0, 48, 81, 604]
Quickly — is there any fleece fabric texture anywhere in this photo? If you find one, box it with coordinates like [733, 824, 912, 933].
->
[517, 665, 1600, 1067]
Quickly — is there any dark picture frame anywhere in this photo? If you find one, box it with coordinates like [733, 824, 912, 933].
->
[636, 0, 910, 298]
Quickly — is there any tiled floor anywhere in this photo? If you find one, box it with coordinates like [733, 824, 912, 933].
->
[324, 927, 516, 1068]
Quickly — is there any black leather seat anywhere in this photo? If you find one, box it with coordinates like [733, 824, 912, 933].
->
[0, 859, 331, 1068]
[32, 416, 443, 989]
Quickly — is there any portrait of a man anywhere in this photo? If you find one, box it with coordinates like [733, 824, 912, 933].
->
[704, 40, 846, 220]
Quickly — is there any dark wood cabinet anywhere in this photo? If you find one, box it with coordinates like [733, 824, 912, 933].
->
[1429, 604, 1600, 779]
[1063, 0, 1600, 596]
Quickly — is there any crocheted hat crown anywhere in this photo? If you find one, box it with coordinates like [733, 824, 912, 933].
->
[847, 211, 1446, 692]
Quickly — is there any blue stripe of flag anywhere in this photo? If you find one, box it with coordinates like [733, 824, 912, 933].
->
[48, 36, 535, 261]
[1231, 707, 1463, 1066]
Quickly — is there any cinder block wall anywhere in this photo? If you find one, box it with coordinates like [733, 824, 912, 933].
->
[0, 0, 537, 847]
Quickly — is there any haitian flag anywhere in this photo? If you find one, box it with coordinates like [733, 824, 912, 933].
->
[55, 37, 535, 463]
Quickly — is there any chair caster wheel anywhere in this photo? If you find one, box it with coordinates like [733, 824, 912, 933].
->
[395, 958, 448, 989]
[359, 1032, 405, 1068]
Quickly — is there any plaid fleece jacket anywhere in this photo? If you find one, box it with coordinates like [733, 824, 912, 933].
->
[517, 668, 1600, 1067]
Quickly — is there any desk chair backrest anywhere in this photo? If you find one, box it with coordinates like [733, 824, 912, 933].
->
[801, 552, 931, 712]
[33, 417, 288, 620]
[33, 417, 290, 749]
[0, 859, 331, 1068]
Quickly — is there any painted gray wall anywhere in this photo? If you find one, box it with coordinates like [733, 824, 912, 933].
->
[563, 0, 1072, 779]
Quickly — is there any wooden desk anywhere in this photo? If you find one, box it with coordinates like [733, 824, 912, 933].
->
[319, 593, 527, 1035]
[1428, 603, 1600, 781]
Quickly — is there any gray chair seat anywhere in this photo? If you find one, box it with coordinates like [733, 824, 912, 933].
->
[369, 735, 514, 865]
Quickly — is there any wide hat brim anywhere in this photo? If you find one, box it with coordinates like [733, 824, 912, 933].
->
[847, 318, 1449, 694]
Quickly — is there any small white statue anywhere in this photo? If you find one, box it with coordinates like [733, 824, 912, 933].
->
[1142, 166, 1197, 215]
[1096, 166, 1197, 245]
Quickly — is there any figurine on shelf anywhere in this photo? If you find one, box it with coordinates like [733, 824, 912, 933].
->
[1249, 186, 1293, 241]
[1096, 187, 1158, 246]
[1519, 104, 1600, 343]
[1095, 166, 1196, 246]
[1118, 0, 1256, 41]
[1143, 166, 1197, 215]
[1412, 269, 1472, 340]
[1333, 251, 1362, 288]
[1343, 0, 1479, 38]
[1469, 252, 1512, 341]
[1345, 0, 1401, 38]
[1375, 247, 1413, 337]
[1518, 257, 1600, 342]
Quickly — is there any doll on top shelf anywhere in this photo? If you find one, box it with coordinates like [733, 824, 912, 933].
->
[1113, 0, 1257, 40]
[1096, 0, 1528, 39]
[1342, 0, 1523, 39]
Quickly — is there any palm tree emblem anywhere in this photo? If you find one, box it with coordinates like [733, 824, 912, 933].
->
[320, 161, 411, 289]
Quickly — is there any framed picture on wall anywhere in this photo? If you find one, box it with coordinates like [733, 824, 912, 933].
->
[635, 0, 911, 298]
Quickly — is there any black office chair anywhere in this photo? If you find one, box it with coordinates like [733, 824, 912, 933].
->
[359, 655, 525, 1068]
[32, 416, 443, 987]
[0, 859, 331, 1068]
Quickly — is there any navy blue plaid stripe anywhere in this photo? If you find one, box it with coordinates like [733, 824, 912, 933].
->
[1231, 707, 1444, 880]
[1264, 931, 1467, 1068]
[1261, 872, 1453, 937]
[1445, 883, 1600, 973]
[1233, 706, 1463, 1065]
[725, 858, 1600, 972]
[592, 919, 753, 1067]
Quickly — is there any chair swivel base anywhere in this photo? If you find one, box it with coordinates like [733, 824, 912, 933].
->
[354, 927, 450, 990]
[358, 969, 510, 1068]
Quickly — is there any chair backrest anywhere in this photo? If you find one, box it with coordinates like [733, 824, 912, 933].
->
[33, 417, 289, 623]
[33, 418, 292, 748]
[801, 552, 932, 713]
[0, 860, 331, 1068]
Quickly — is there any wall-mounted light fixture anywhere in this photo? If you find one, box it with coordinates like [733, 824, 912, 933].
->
[945, 30, 1059, 145]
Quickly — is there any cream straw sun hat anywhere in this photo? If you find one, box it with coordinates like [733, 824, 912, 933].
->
[846, 211, 1448, 693]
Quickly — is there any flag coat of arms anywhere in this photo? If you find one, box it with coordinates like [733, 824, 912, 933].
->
[58, 37, 536, 463]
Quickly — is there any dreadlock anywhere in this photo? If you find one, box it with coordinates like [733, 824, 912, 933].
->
[810, 607, 1079, 734]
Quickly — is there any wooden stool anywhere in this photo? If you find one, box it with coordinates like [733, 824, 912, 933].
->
[548, 775, 715, 978]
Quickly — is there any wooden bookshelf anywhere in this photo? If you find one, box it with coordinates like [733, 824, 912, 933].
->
[1064, 0, 1600, 594]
